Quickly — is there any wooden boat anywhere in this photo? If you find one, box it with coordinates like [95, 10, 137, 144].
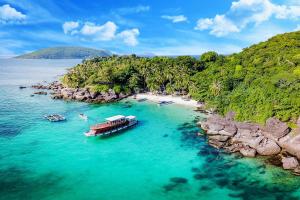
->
[85, 115, 138, 137]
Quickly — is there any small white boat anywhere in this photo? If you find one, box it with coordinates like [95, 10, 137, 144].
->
[79, 114, 88, 121]
[157, 101, 174, 106]
[44, 114, 66, 122]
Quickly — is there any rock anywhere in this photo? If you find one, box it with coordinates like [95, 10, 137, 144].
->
[294, 166, 300, 175]
[262, 117, 290, 140]
[232, 129, 264, 149]
[89, 91, 98, 99]
[240, 146, 256, 157]
[225, 111, 235, 121]
[200, 122, 209, 130]
[206, 130, 219, 135]
[235, 122, 259, 132]
[208, 135, 229, 142]
[74, 94, 86, 101]
[278, 134, 300, 159]
[209, 123, 224, 131]
[266, 155, 282, 167]
[256, 138, 281, 156]
[219, 130, 235, 137]
[282, 157, 299, 170]
[224, 124, 237, 135]
[208, 139, 224, 149]
[224, 143, 244, 153]
[170, 177, 188, 184]
[34, 91, 47, 95]
[51, 94, 63, 99]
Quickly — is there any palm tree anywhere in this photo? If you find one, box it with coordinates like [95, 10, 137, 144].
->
[210, 80, 222, 96]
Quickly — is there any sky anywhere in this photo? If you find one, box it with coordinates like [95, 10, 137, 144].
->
[0, 0, 299, 57]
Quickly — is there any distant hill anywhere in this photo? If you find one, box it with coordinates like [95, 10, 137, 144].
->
[16, 47, 111, 59]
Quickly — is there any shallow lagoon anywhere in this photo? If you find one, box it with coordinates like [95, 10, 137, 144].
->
[0, 59, 299, 200]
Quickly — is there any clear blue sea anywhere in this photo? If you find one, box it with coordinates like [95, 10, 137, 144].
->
[0, 59, 299, 200]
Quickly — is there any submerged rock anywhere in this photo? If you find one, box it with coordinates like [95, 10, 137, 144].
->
[33, 91, 47, 95]
[170, 177, 188, 184]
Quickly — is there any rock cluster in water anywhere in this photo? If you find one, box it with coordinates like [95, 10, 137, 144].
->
[31, 81, 129, 103]
[199, 112, 300, 175]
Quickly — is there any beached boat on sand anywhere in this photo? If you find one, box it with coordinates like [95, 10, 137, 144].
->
[85, 115, 138, 137]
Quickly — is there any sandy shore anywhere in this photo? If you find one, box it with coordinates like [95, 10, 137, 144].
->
[132, 93, 199, 107]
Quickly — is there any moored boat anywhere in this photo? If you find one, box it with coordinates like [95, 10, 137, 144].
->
[79, 113, 88, 121]
[157, 101, 173, 106]
[44, 114, 66, 122]
[85, 115, 138, 137]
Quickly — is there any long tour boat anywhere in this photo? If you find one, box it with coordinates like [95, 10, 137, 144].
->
[85, 115, 138, 137]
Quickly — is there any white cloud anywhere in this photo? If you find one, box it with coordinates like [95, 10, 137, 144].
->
[80, 21, 117, 41]
[63, 21, 139, 46]
[116, 5, 150, 15]
[195, 18, 213, 30]
[294, 24, 300, 31]
[196, 0, 300, 37]
[161, 15, 187, 23]
[195, 15, 240, 37]
[62, 21, 79, 34]
[0, 4, 26, 23]
[117, 28, 140, 46]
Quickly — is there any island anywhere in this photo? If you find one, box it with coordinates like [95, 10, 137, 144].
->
[15, 46, 111, 59]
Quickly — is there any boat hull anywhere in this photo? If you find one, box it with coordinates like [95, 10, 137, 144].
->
[85, 121, 138, 137]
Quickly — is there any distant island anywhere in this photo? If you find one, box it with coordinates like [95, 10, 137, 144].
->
[15, 46, 111, 59]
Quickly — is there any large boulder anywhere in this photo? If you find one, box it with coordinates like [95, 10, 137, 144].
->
[282, 157, 299, 170]
[232, 129, 264, 149]
[256, 138, 281, 156]
[223, 123, 237, 135]
[262, 117, 290, 140]
[219, 129, 236, 137]
[61, 88, 74, 99]
[240, 146, 256, 157]
[208, 123, 224, 131]
[234, 122, 260, 132]
[279, 134, 300, 159]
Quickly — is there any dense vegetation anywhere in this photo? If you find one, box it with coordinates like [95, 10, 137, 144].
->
[62, 31, 300, 124]
[16, 46, 111, 59]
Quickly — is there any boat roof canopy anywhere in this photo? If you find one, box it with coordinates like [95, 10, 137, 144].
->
[105, 115, 125, 122]
[126, 116, 136, 120]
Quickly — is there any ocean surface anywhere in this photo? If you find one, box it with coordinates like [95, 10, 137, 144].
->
[0, 59, 299, 200]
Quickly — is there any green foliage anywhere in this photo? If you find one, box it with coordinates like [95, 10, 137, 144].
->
[113, 85, 122, 94]
[62, 31, 300, 124]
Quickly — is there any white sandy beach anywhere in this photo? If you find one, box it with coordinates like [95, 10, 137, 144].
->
[132, 93, 199, 107]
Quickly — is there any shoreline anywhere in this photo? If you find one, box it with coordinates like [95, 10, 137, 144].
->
[132, 93, 200, 108]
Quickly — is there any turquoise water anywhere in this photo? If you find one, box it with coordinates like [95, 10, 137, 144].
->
[0, 59, 300, 200]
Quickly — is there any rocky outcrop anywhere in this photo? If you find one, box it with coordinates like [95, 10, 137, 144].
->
[199, 112, 300, 175]
[31, 81, 130, 103]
